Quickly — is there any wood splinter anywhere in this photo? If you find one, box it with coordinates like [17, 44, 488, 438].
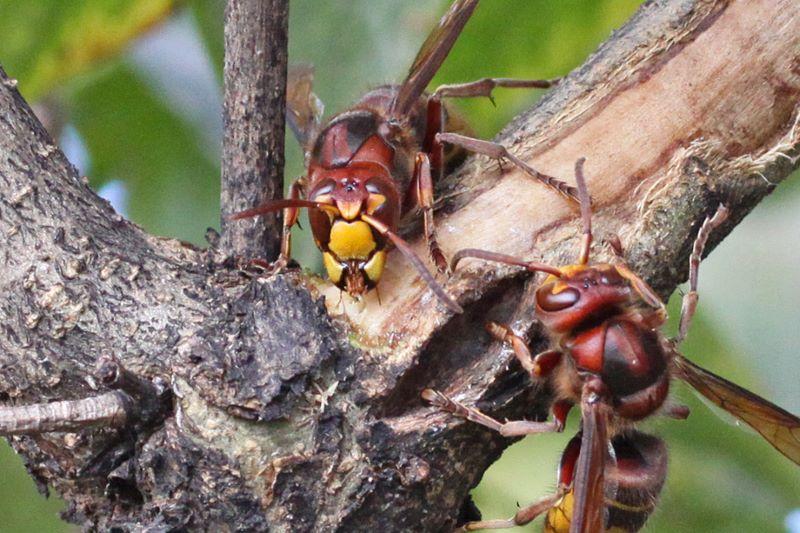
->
[0, 357, 171, 436]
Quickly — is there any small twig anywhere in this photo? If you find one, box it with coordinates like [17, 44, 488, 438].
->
[219, 0, 290, 261]
[96, 356, 172, 429]
[0, 391, 131, 435]
[0, 357, 170, 436]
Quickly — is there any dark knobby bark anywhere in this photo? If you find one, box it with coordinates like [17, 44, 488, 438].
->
[0, 0, 798, 530]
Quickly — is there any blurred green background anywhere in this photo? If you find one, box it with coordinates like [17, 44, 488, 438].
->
[0, 1, 798, 531]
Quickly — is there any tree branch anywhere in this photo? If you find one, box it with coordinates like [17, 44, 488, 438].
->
[220, 0, 289, 260]
[0, 357, 169, 436]
[0, 0, 798, 531]
[0, 392, 130, 435]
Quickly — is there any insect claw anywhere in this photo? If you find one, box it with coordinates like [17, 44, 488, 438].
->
[496, 157, 507, 173]
[431, 249, 452, 276]
[269, 255, 290, 274]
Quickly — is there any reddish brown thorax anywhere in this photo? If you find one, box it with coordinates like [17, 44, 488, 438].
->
[535, 263, 670, 421]
[535, 264, 635, 334]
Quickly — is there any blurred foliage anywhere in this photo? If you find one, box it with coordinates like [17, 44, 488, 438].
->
[0, 1, 798, 532]
[0, 0, 176, 101]
[0, 443, 66, 532]
[189, 0, 224, 81]
[68, 63, 221, 243]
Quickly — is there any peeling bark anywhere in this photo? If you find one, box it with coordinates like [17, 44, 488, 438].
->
[0, 0, 798, 531]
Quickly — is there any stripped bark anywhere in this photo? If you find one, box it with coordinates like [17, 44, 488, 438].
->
[0, 0, 798, 530]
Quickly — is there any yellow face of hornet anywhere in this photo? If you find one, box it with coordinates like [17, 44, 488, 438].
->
[307, 165, 398, 298]
[322, 220, 387, 296]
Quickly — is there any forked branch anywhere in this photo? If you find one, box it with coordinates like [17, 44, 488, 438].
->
[0, 0, 798, 531]
[0, 358, 170, 436]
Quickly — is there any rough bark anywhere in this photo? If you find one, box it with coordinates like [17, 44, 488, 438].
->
[0, 0, 797, 531]
[220, 0, 289, 260]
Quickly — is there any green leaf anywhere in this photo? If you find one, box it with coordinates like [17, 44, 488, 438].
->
[430, 0, 643, 137]
[67, 59, 220, 245]
[188, 0, 224, 83]
[0, 0, 177, 101]
[0, 443, 70, 533]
